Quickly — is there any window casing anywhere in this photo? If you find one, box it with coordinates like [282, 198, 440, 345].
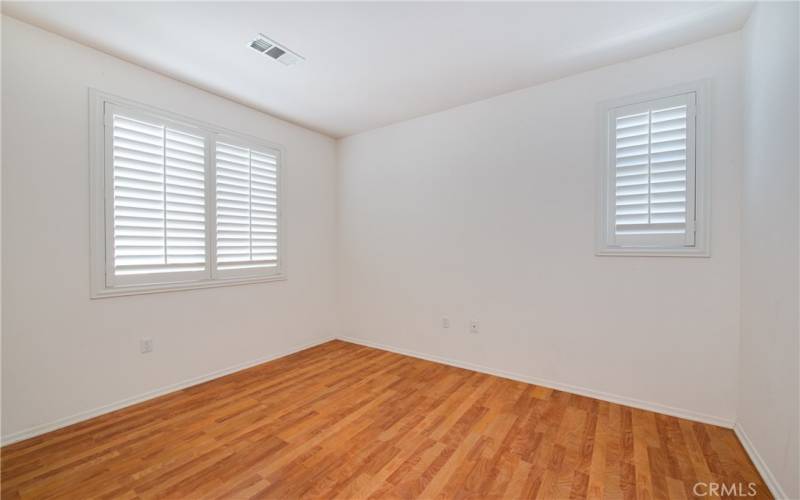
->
[596, 82, 710, 256]
[90, 90, 285, 297]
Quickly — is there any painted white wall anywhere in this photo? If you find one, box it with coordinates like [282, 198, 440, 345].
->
[738, 3, 800, 499]
[1, 17, 338, 440]
[338, 32, 743, 424]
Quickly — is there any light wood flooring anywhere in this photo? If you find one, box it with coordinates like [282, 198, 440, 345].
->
[1, 340, 770, 499]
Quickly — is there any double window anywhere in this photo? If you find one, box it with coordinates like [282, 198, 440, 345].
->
[90, 91, 284, 297]
[597, 83, 710, 256]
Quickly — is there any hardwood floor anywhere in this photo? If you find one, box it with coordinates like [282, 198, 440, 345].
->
[1, 340, 769, 499]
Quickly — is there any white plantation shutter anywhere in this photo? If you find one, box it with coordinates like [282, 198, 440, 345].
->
[92, 92, 286, 296]
[107, 106, 208, 285]
[215, 140, 280, 276]
[610, 92, 696, 248]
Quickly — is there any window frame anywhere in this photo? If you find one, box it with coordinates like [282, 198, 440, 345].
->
[595, 80, 711, 257]
[90, 89, 287, 298]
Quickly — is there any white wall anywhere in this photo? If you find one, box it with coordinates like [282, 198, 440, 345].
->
[338, 33, 743, 424]
[1, 17, 338, 441]
[738, 3, 800, 499]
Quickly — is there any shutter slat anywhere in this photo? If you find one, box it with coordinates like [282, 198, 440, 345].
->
[216, 157, 249, 169]
[651, 172, 686, 184]
[114, 165, 163, 181]
[651, 162, 686, 174]
[651, 130, 686, 143]
[615, 203, 649, 216]
[114, 136, 163, 155]
[218, 201, 249, 210]
[615, 155, 649, 168]
[650, 204, 686, 214]
[615, 174, 649, 188]
[616, 112, 649, 129]
[651, 141, 685, 154]
[166, 184, 204, 197]
[252, 172, 277, 182]
[166, 158, 204, 174]
[615, 223, 685, 234]
[218, 171, 249, 183]
[651, 107, 686, 122]
[114, 147, 164, 165]
[218, 178, 250, 189]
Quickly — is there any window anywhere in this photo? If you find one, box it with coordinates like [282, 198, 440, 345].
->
[596, 83, 710, 256]
[90, 90, 284, 297]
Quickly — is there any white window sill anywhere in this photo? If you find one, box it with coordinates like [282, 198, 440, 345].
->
[91, 273, 287, 299]
[595, 247, 710, 258]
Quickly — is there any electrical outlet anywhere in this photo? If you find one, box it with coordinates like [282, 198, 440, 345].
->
[442, 316, 450, 329]
[469, 320, 479, 334]
[140, 338, 153, 354]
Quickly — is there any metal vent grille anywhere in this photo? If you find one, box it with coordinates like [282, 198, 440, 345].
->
[265, 46, 286, 59]
[249, 39, 273, 53]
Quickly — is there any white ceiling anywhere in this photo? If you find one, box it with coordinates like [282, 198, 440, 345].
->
[3, 1, 752, 138]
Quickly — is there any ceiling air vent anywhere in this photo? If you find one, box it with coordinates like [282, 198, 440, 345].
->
[249, 34, 304, 66]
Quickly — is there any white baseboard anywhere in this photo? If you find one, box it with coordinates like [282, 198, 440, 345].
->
[338, 335, 735, 428]
[734, 423, 789, 499]
[1, 337, 335, 446]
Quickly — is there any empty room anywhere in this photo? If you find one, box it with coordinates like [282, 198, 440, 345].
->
[1, 1, 798, 498]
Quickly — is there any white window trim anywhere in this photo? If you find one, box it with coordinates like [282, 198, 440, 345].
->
[595, 80, 711, 257]
[89, 89, 287, 298]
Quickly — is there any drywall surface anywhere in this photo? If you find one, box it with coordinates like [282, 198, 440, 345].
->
[1, 16, 338, 441]
[738, 2, 800, 498]
[338, 33, 744, 424]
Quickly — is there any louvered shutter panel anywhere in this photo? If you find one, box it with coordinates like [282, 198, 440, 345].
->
[215, 140, 280, 274]
[611, 93, 696, 247]
[109, 107, 208, 284]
